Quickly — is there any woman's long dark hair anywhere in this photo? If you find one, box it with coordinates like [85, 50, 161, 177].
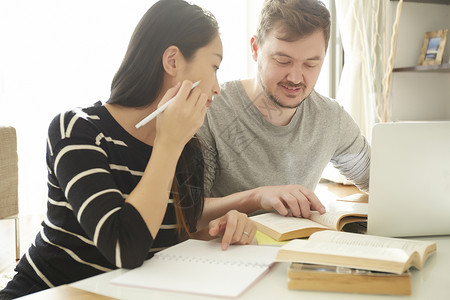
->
[108, 0, 219, 238]
[107, 0, 218, 107]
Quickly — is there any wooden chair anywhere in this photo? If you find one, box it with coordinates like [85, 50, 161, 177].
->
[0, 126, 20, 260]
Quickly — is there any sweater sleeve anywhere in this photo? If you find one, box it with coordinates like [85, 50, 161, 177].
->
[331, 106, 371, 192]
[48, 112, 153, 269]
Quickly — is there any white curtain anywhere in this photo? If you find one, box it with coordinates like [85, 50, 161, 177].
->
[335, 0, 393, 141]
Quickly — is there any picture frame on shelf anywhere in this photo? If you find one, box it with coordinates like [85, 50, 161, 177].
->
[418, 29, 448, 66]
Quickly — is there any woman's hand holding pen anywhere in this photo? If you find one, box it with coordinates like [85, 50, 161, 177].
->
[208, 210, 257, 250]
[154, 80, 208, 152]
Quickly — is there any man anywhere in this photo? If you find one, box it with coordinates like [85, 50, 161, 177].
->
[198, 0, 370, 218]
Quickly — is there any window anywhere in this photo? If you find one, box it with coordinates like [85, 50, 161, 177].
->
[0, 0, 339, 213]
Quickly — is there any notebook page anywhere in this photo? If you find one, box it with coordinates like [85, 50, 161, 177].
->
[156, 239, 278, 265]
[110, 240, 279, 298]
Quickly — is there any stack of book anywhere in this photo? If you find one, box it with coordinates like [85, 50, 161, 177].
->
[275, 230, 437, 296]
[287, 263, 412, 295]
[250, 197, 437, 296]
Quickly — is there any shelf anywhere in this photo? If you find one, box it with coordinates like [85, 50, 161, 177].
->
[393, 63, 450, 73]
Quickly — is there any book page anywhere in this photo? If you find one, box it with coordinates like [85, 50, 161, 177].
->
[251, 212, 328, 233]
[309, 202, 368, 229]
[324, 201, 368, 215]
[309, 231, 436, 261]
[277, 239, 410, 274]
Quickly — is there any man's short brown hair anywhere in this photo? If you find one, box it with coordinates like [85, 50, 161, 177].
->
[256, 0, 331, 49]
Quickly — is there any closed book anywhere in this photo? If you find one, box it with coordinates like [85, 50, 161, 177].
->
[287, 263, 411, 295]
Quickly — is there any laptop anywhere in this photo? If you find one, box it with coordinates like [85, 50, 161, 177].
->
[367, 121, 450, 237]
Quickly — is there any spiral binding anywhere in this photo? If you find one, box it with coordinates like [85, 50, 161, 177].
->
[155, 253, 268, 268]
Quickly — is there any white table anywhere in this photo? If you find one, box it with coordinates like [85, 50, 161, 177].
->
[69, 235, 450, 300]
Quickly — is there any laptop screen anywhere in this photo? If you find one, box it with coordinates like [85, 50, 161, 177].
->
[367, 122, 450, 237]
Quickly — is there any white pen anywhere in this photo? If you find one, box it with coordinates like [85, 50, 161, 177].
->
[135, 80, 201, 129]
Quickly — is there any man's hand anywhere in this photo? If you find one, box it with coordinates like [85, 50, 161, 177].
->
[254, 185, 326, 218]
[208, 210, 257, 250]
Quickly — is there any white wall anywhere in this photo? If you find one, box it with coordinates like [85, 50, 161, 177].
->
[387, 1, 450, 121]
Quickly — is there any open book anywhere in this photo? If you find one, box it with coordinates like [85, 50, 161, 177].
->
[110, 239, 279, 298]
[287, 263, 411, 295]
[251, 202, 368, 241]
[276, 231, 437, 274]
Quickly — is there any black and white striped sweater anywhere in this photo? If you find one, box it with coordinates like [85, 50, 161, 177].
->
[15, 102, 197, 289]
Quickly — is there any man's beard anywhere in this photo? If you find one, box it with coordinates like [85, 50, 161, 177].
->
[258, 76, 307, 109]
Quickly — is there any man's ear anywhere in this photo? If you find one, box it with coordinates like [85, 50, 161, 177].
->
[250, 36, 259, 62]
[162, 45, 183, 76]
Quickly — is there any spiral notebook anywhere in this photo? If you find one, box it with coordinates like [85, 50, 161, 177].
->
[110, 239, 279, 298]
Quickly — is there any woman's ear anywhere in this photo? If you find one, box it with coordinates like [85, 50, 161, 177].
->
[162, 45, 184, 76]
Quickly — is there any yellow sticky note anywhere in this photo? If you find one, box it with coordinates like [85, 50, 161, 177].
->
[255, 231, 288, 246]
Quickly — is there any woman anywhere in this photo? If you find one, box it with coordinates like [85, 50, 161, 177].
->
[0, 0, 256, 298]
